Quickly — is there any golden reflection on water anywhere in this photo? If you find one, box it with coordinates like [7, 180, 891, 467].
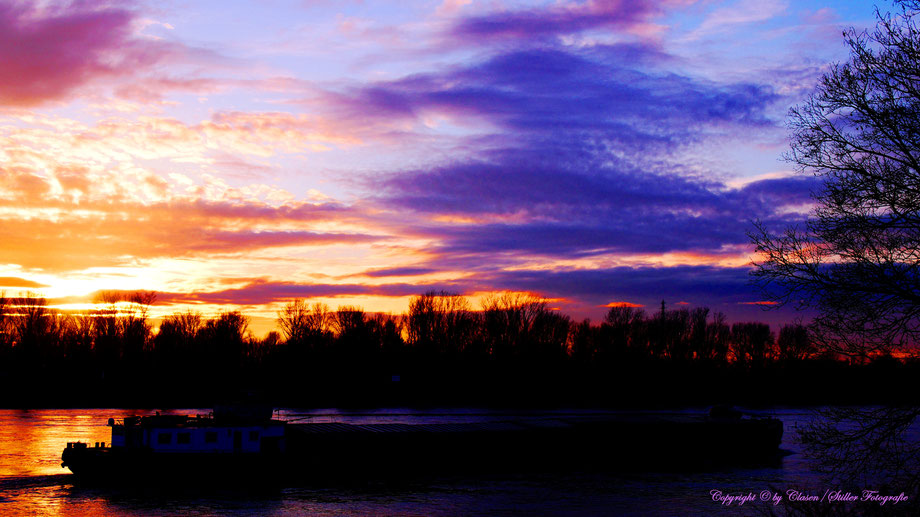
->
[0, 410, 110, 478]
[0, 409, 204, 477]
[0, 409, 208, 516]
[0, 408, 832, 517]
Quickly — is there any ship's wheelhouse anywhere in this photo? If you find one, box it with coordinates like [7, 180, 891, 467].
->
[109, 415, 286, 453]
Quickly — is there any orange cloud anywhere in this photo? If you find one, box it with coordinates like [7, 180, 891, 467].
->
[0, 277, 49, 288]
[0, 157, 390, 272]
[602, 301, 644, 308]
[0, 204, 385, 272]
[198, 111, 362, 155]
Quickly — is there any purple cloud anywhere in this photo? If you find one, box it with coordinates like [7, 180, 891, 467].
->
[375, 152, 816, 259]
[156, 280, 466, 306]
[309, 17, 814, 320]
[486, 265, 751, 301]
[452, 0, 658, 42]
[150, 266, 812, 326]
[181, 230, 386, 252]
[155, 267, 750, 308]
[0, 2, 133, 105]
[317, 41, 811, 310]
[732, 175, 821, 213]
[380, 151, 721, 216]
[338, 43, 786, 259]
[328, 46, 777, 144]
[361, 267, 439, 278]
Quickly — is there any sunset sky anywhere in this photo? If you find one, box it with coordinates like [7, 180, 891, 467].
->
[0, 0, 881, 334]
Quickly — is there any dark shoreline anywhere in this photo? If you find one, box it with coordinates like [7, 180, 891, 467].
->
[3, 359, 917, 410]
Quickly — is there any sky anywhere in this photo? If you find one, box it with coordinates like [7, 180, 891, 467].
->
[0, 0, 885, 334]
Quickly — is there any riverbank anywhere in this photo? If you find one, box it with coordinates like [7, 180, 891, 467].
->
[2, 359, 917, 409]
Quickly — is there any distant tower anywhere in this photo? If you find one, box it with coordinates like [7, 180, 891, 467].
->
[660, 300, 666, 317]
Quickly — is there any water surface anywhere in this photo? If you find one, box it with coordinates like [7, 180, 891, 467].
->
[0, 408, 846, 515]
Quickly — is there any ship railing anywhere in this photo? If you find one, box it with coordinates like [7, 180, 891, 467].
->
[109, 413, 219, 428]
[65, 441, 108, 449]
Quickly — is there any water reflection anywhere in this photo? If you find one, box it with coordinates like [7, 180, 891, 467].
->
[0, 408, 833, 516]
[0, 409, 200, 478]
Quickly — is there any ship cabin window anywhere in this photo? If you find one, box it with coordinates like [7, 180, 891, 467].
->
[249, 430, 259, 442]
[177, 432, 191, 444]
[205, 431, 218, 443]
[157, 432, 172, 445]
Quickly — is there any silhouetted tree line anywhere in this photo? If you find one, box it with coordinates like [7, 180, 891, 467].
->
[271, 291, 851, 373]
[0, 290, 915, 406]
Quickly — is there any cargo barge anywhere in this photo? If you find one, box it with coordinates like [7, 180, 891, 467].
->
[61, 408, 287, 481]
[61, 408, 784, 482]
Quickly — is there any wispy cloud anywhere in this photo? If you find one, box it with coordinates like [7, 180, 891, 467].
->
[686, 0, 788, 40]
[451, 0, 660, 42]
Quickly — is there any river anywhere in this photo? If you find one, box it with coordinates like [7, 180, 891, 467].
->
[0, 407, 895, 515]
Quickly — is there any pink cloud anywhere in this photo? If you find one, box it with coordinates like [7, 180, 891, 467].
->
[695, 0, 787, 33]
[114, 77, 227, 103]
[803, 7, 838, 25]
[0, 2, 209, 108]
[0, 1, 138, 106]
[198, 111, 363, 154]
[436, 0, 471, 17]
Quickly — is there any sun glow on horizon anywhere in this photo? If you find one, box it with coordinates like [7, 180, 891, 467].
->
[0, 0, 868, 331]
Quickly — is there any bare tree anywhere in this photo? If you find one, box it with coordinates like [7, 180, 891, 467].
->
[155, 310, 203, 364]
[751, 1, 920, 501]
[58, 313, 94, 361]
[277, 299, 332, 347]
[407, 291, 476, 355]
[333, 305, 377, 358]
[250, 330, 281, 363]
[570, 318, 597, 362]
[751, 0, 920, 358]
[87, 290, 156, 364]
[730, 322, 774, 365]
[200, 311, 251, 370]
[121, 291, 156, 361]
[601, 306, 645, 360]
[703, 311, 731, 363]
[0, 291, 10, 353]
[332, 305, 367, 338]
[367, 313, 404, 356]
[11, 294, 58, 363]
[775, 323, 814, 361]
[482, 292, 546, 358]
[91, 291, 123, 364]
